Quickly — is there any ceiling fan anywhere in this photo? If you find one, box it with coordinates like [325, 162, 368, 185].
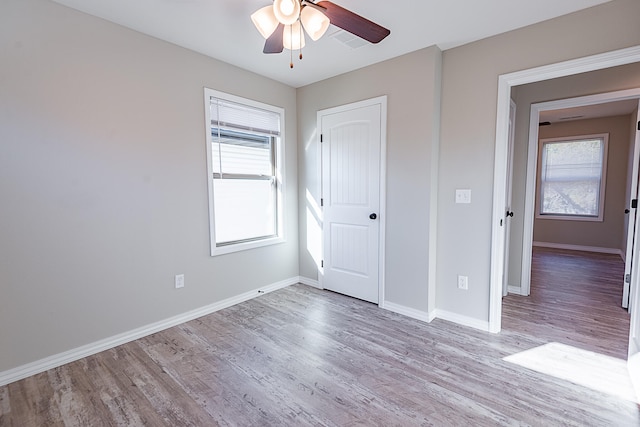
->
[251, 0, 391, 68]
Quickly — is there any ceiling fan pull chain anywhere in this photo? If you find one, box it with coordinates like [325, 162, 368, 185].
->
[299, 20, 303, 60]
[289, 24, 294, 68]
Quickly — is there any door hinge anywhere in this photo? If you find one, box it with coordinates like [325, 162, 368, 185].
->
[637, 121, 639, 131]
[626, 273, 631, 284]
[321, 260, 324, 268]
[320, 198, 324, 207]
[633, 199, 638, 209]
[320, 134, 323, 143]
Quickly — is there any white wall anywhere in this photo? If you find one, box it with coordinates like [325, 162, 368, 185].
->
[438, 0, 640, 321]
[0, 0, 299, 373]
[297, 47, 442, 315]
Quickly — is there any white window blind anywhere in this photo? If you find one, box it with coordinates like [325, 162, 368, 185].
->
[210, 98, 280, 137]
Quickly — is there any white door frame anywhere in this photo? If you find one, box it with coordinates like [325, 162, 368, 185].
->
[623, 102, 640, 309]
[318, 96, 388, 306]
[503, 99, 517, 297]
[628, 130, 640, 370]
[519, 90, 640, 298]
[489, 45, 640, 333]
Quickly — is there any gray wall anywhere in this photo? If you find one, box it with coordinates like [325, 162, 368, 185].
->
[508, 63, 640, 288]
[533, 115, 632, 249]
[437, 0, 640, 321]
[297, 47, 442, 314]
[0, 0, 299, 372]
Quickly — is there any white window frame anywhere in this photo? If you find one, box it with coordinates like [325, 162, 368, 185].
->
[204, 88, 286, 256]
[536, 133, 609, 222]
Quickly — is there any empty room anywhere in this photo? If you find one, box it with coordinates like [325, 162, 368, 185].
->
[2, 0, 640, 425]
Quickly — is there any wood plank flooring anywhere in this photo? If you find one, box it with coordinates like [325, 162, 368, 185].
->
[503, 247, 630, 360]
[1, 247, 638, 426]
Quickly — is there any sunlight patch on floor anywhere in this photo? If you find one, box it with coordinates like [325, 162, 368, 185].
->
[628, 352, 640, 401]
[504, 342, 638, 403]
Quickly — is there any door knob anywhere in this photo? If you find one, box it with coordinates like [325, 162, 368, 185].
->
[369, 213, 377, 220]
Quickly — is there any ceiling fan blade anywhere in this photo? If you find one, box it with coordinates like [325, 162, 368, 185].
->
[316, 1, 390, 44]
[263, 23, 285, 54]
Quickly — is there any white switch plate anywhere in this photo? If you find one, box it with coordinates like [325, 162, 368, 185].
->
[175, 274, 185, 289]
[457, 275, 468, 290]
[455, 189, 471, 204]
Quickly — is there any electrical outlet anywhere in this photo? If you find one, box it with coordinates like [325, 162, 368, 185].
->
[175, 274, 185, 289]
[457, 275, 468, 290]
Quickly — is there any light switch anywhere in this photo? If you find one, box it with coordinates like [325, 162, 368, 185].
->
[455, 189, 471, 204]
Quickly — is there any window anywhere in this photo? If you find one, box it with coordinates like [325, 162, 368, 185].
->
[204, 89, 285, 255]
[537, 133, 608, 221]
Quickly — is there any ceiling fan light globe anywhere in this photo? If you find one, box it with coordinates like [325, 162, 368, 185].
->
[283, 21, 305, 50]
[251, 5, 279, 39]
[300, 6, 330, 41]
[273, 0, 300, 26]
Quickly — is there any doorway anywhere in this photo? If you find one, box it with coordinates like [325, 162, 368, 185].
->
[507, 96, 636, 348]
[489, 45, 640, 334]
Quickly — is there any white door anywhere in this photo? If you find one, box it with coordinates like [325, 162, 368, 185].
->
[502, 100, 517, 297]
[623, 102, 640, 308]
[630, 234, 640, 353]
[628, 134, 640, 386]
[320, 99, 384, 304]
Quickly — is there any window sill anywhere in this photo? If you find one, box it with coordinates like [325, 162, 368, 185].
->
[210, 235, 286, 256]
[535, 214, 603, 222]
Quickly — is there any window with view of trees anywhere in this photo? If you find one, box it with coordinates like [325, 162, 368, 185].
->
[537, 134, 608, 221]
[204, 89, 285, 255]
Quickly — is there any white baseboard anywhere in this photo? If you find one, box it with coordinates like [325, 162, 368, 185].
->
[508, 285, 527, 296]
[298, 276, 322, 289]
[533, 241, 624, 258]
[0, 277, 298, 387]
[383, 301, 435, 323]
[434, 309, 490, 332]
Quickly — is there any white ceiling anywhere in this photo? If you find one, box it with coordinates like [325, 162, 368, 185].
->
[51, 0, 612, 88]
[540, 99, 639, 124]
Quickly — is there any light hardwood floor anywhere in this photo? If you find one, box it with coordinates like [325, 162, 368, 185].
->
[503, 246, 630, 360]
[1, 248, 638, 426]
